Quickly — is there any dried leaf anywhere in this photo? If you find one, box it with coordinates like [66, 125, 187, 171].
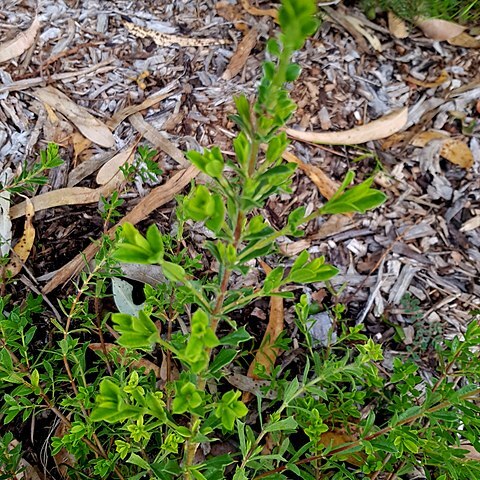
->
[96, 144, 136, 185]
[129, 113, 188, 166]
[416, 18, 465, 41]
[222, 27, 258, 80]
[460, 216, 480, 232]
[89, 343, 162, 377]
[6, 200, 35, 277]
[283, 150, 339, 199]
[72, 131, 92, 160]
[447, 32, 480, 48]
[34, 86, 115, 148]
[0, 17, 40, 63]
[411, 130, 450, 147]
[240, 0, 277, 20]
[10, 187, 101, 219]
[53, 422, 76, 478]
[0, 169, 13, 256]
[286, 107, 408, 145]
[319, 430, 365, 466]
[440, 139, 474, 169]
[244, 261, 284, 402]
[108, 82, 177, 129]
[388, 11, 408, 38]
[112, 277, 145, 316]
[406, 70, 450, 88]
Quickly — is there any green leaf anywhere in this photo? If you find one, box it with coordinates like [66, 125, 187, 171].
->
[219, 327, 252, 346]
[185, 185, 215, 221]
[322, 177, 387, 214]
[112, 310, 161, 350]
[162, 261, 186, 283]
[264, 417, 298, 432]
[209, 349, 238, 373]
[285, 63, 301, 82]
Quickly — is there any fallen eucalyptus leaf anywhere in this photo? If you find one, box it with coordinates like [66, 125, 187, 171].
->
[416, 18, 465, 41]
[34, 86, 115, 148]
[286, 107, 408, 145]
[0, 17, 40, 63]
[440, 139, 474, 169]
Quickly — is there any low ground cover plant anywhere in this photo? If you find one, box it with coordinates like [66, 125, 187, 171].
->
[1, 1, 480, 479]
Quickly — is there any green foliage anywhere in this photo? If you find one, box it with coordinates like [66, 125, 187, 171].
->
[360, 0, 480, 24]
[0, 142, 63, 196]
[4, 2, 478, 480]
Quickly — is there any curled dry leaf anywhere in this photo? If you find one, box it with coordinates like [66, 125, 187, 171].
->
[0, 169, 13, 256]
[440, 139, 474, 169]
[96, 144, 136, 185]
[244, 261, 284, 402]
[411, 130, 450, 147]
[34, 86, 115, 148]
[53, 422, 76, 478]
[222, 27, 258, 80]
[240, 0, 277, 20]
[388, 11, 408, 39]
[285, 107, 408, 145]
[319, 429, 365, 467]
[6, 199, 35, 277]
[406, 69, 449, 88]
[345, 15, 382, 51]
[0, 17, 40, 63]
[416, 18, 465, 41]
[282, 150, 339, 199]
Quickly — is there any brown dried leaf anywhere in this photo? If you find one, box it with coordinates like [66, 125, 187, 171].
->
[96, 144, 136, 185]
[388, 11, 408, 38]
[0, 17, 40, 63]
[34, 86, 115, 148]
[244, 261, 284, 402]
[53, 422, 76, 478]
[222, 27, 258, 80]
[6, 200, 35, 277]
[440, 139, 474, 169]
[286, 107, 408, 145]
[416, 18, 465, 41]
[283, 150, 339, 199]
[108, 83, 177, 129]
[72, 132, 92, 160]
[406, 69, 450, 88]
[319, 430, 365, 467]
[447, 32, 480, 48]
[240, 0, 277, 20]
[411, 130, 450, 147]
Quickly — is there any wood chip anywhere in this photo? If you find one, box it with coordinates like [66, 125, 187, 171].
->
[222, 27, 258, 81]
